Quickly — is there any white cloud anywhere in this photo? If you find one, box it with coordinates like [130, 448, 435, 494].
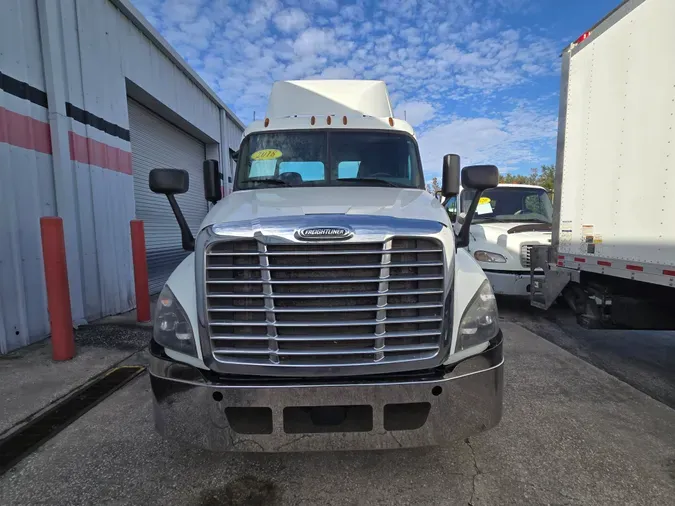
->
[418, 105, 558, 177]
[394, 101, 435, 127]
[312, 0, 338, 11]
[315, 66, 356, 79]
[274, 8, 309, 33]
[342, 4, 365, 21]
[285, 54, 328, 78]
[293, 27, 336, 56]
[161, 0, 202, 24]
[247, 0, 281, 25]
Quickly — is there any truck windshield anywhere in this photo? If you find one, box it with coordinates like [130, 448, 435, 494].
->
[234, 130, 424, 190]
[460, 186, 553, 224]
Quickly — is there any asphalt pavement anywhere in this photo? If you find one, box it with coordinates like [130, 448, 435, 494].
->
[498, 297, 675, 409]
[1, 322, 674, 506]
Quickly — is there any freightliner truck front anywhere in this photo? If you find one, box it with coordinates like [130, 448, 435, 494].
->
[147, 80, 504, 451]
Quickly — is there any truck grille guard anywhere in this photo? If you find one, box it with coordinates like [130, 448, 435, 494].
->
[195, 215, 454, 377]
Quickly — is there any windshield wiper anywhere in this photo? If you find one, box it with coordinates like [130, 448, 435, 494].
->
[241, 178, 292, 187]
[337, 178, 407, 188]
[506, 218, 551, 223]
[473, 217, 502, 223]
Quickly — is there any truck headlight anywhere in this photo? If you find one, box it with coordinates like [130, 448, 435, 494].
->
[154, 285, 197, 357]
[457, 280, 499, 351]
[474, 250, 507, 263]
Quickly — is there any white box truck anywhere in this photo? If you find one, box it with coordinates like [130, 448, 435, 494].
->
[446, 184, 553, 296]
[530, 0, 675, 329]
[146, 80, 504, 451]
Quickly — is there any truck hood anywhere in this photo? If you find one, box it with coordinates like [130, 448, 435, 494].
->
[201, 187, 449, 229]
[470, 221, 552, 260]
[472, 221, 552, 243]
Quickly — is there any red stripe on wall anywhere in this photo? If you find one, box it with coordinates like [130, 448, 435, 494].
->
[68, 131, 132, 175]
[1, 108, 131, 174]
[0, 107, 52, 154]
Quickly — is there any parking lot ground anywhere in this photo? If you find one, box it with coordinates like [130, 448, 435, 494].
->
[0, 325, 150, 438]
[1, 322, 674, 506]
[498, 297, 675, 409]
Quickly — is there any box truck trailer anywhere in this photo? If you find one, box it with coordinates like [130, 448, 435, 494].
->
[146, 80, 504, 451]
[530, 0, 675, 329]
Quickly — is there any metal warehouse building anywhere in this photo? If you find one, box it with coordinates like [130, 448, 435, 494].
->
[0, 0, 245, 353]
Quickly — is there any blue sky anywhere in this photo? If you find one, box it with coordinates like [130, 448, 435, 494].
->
[131, 0, 621, 178]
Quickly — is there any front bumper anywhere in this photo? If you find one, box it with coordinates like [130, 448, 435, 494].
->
[149, 333, 503, 452]
[485, 269, 544, 296]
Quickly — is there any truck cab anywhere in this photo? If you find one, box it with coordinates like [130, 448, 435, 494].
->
[447, 184, 553, 296]
[146, 80, 504, 451]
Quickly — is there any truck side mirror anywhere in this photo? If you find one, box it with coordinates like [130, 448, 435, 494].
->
[149, 168, 189, 194]
[442, 154, 460, 199]
[455, 165, 499, 249]
[149, 168, 194, 251]
[203, 159, 222, 204]
[461, 164, 499, 191]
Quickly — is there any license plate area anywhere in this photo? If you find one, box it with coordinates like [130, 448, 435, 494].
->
[283, 405, 373, 433]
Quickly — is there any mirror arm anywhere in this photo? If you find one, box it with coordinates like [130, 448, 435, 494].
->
[166, 194, 195, 251]
[455, 190, 484, 249]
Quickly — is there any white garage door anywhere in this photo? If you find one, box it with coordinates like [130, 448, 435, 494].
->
[128, 99, 207, 294]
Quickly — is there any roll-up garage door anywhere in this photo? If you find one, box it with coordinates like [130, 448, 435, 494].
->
[128, 99, 207, 294]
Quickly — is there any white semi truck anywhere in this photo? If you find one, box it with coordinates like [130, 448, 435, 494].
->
[146, 80, 504, 451]
[446, 184, 553, 296]
[530, 0, 675, 329]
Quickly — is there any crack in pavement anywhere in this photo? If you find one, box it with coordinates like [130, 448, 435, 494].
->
[389, 433, 403, 448]
[232, 438, 266, 452]
[274, 434, 312, 452]
[465, 437, 481, 506]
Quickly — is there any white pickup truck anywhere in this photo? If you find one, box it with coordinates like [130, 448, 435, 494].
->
[146, 80, 504, 452]
[446, 184, 552, 296]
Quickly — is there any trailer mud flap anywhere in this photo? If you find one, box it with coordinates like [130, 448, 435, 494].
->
[529, 246, 573, 310]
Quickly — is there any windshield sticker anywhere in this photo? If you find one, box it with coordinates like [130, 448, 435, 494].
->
[251, 149, 282, 161]
[479, 197, 491, 205]
[476, 202, 493, 215]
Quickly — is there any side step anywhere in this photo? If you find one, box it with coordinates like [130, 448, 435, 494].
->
[529, 245, 574, 310]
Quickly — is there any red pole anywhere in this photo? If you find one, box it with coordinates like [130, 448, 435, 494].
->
[40, 217, 75, 361]
[130, 220, 151, 322]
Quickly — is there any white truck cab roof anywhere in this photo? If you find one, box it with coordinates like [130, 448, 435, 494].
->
[243, 80, 415, 138]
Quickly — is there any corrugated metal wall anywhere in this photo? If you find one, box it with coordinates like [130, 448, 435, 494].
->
[0, 0, 55, 352]
[128, 99, 207, 294]
[0, 0, 244, 353]
[62, 0, 137, 322]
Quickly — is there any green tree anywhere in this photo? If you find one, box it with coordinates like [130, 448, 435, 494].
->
[426, 176, 441, 196]
[498, 164, 555, 192]
[538, 165, 555, 192]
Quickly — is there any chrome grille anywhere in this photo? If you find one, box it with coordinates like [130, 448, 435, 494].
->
[520, 244, 534, 268]
[204, 238, 445, 368]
